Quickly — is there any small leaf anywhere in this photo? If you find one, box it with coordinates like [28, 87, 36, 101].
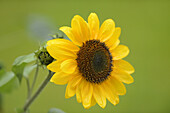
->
[23, 64, 37, 79]
[13, 53, 36, 66]
[48, 108, 65, 113]
[0, 71, 19, 93]
[12, 63, 26, 83]
[12, 53, 36, 82]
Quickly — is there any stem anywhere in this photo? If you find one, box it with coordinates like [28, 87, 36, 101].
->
[23, 71, 53, 113]
[26, 79, 31, 99]
[30, 61, 39, 94]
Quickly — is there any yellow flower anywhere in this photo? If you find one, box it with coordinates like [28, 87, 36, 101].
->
[47, 13, 135, 109]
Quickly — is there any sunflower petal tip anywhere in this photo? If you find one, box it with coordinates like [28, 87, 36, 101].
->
[59, 26, 67, 31]
[50, 79, 54, 83]
[101, 105, 106, 109]
[107, 19, 115, 24]
[90, 12, 97, 16]
[83, 104, 91, 109]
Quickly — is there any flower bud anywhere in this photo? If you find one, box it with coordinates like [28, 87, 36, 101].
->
[36, 47, 54, 66]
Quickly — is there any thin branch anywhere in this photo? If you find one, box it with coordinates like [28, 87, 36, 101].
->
[23, 71, 53, 113]
[26, 79, 31, 99]
[30, 60, 39, 95]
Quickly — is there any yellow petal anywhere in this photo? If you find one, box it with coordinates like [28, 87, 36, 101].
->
[90, 96, 96, 107]
[60, 26, 82, 46]
[65, 84, 76, 98]
[82, 81, 93, 109]
[93, 84, 106, 108]
[114, 60, 135, 74]
[112, 68, 134, 84]
[50, 71, 74, 85]
[85, 96, 96, 109]
[111, 45, 129, 60]
[102, 81, 119, 105]
[47, 60, 63, 72]
[60, 59, 77, 74]
[47, 44, 77, 60]
[76, 78, 85, 103]
[98, 19, 115, 42]
[88, 13, 99, 40]
[105, 27, 121, 49]
[65, 79, 77, 98]
[108, 76, 126, 95]
[68, 74, 82, 88]
[71, 15, 90, 42]
[47, 38, 79, 51]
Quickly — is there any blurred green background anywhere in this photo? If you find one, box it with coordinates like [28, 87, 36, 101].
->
[0, 0, 170, 113]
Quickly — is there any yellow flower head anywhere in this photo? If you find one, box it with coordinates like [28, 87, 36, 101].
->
[47, 13, 135, 109]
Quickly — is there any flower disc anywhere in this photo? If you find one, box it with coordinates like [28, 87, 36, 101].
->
[76, 40, 112, 83]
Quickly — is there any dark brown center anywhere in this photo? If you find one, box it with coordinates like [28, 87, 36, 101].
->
[76, 40, 113, 83]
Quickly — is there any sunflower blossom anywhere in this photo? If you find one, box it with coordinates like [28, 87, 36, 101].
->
[47, 13, 135, 109]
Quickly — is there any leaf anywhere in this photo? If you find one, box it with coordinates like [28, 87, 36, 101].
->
[48, 108, 65, 113]
[12, 63, 26, 83]
[13, 53, 36, 66]
[23, 64, 37, 79]
[0, 71, 19, 93]
[12, 53, 36, 82]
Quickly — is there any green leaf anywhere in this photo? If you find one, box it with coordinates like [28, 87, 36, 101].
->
[48, 108, 65, 113]
[13, 53, 36, 66]
[12, 63, 26, 83]
[23, 64, 37, 79]
[12, 53, 36, 82]
[0, 71, 19, 93]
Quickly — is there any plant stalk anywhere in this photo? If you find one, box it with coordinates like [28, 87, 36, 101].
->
[23, 71, 53, 113]
[30, 61, 39, 94]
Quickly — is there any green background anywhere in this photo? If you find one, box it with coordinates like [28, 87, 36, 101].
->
[0, 0, 170, 113]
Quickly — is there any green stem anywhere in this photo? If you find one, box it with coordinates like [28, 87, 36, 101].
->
[23, 71, 53, 113]
[26, 79, 31, 99]
[30, 61, 39, 94]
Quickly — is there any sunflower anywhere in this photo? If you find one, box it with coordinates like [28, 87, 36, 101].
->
[47, 13, 134, 109]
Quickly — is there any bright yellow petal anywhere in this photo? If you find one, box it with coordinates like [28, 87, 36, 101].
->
[60, 26, 82, 46]
[88, 13, 99, 40]
[90, 96, 96, 107]
[81, 81, 93, 109]
[47, 60, 63, 72]
[85, 96, 96, 109]
[50, 71, 74, 85]
[65, 81, 76, 98]
[93, 84, 106, 108]
[102, 81, 119, 105]
[60, 59, 77, 74]
[105, 27, 121, 49]
[112, 68, 134, 84]
[76, 78, 86, 103]
[68, 74, 82, 88]
[108, 76, 126, 95]
[65, 74, 81, 98]
[98, 19, 115, 42]
[111, 45, 129, 60]
[114, 60, 135, 74]
[47, 44, 77, 60]
[47, 38, 79, 52]
[71, 15, 90, 42]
